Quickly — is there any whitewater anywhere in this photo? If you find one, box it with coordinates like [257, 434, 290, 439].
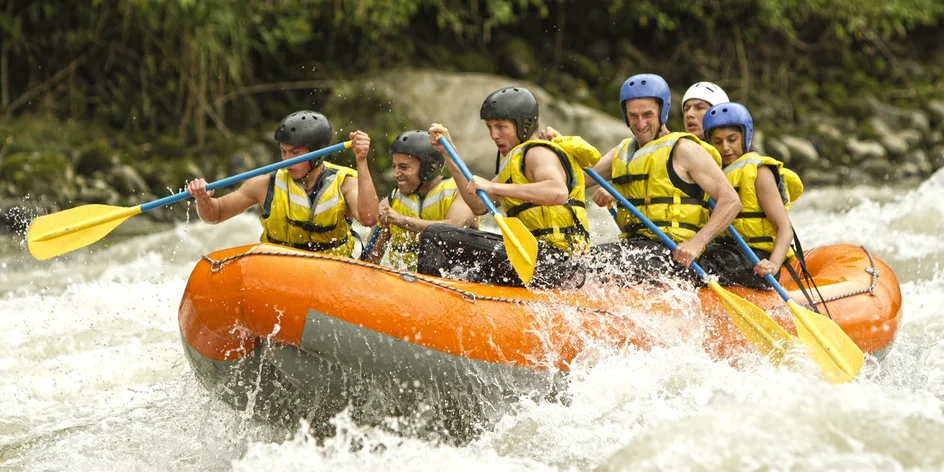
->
[2, 171, 944, 471]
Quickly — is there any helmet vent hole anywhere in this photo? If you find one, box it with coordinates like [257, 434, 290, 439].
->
[641, 80, 647, 85]
[291, 127, 296, 132]
[722, 107, 728, 112]
[629, 81, 635, 86]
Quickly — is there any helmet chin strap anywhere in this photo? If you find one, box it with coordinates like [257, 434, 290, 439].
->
[294, 159, 323, 187]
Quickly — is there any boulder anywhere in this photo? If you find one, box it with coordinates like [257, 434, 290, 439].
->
[815, 122, 844, 143]
[845, 138, 887, 162]
[228, 151, 256, 176]
[862, 117, 908, 157]
[780, 135, 819, 165]
[927, 99, 944, 126]
[904, 149, 933, 175]
[765, 137, 791, 165]
[108, 165, 150, 195]
[366, 69, 630, 176]
[898, 129, 923, 149]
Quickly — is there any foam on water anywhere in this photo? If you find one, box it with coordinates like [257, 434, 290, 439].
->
[3, 171, 944, 470]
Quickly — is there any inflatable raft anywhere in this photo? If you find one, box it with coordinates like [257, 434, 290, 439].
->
[178, 243, 902, 433]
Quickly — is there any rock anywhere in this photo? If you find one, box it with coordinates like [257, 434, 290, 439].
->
[845, 138, 887, 162]
[0, 151, 76, 203]
[752, 130, 766, 155]
[862, 117, 909, 157]
[927, 99, 944, 126]
[815, 122, 844, 143]
[800, 168, 839, 186]
[908, 111, 931, 133]
[77, 177, 121, 206]
[929, 145, 944, 168]
[75, 141, 118, 176]
[765, 138, 791, 165]
[780, 135, 819, 165]
[864, 94, 909, 130]
[366, 69, 630, 176]
[249, 143, 275, 166]
[838, 165, 874, 185]
[898, 129, 923, 148]
[228, 151, 256, 176]
[108, 165, 149, 195]
[894, 162, 922, 180]
[860, 158, 893, 179]
[904, 149, 933, 175]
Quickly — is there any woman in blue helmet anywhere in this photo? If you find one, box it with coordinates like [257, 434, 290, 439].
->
[699, 102, 804, 289]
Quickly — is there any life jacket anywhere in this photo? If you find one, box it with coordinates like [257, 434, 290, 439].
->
[388, 177, 460, 271]
[722, 152, 804, 257]
[610, 132, 722, 243]
[495, 136, 601, 254]
[260, 162, 356, 257]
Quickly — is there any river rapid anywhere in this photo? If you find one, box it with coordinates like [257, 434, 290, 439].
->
[2, 172, 944, 471]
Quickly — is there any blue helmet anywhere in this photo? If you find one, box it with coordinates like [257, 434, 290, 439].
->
[619, 73, 671, 127]
[702, 102, 753, 152]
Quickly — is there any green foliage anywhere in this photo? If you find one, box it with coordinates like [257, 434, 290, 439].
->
[1, 0, 942, 147]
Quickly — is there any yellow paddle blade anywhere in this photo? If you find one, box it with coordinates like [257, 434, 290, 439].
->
[27, 204, 143, 260]
[707, 280, 794, 365]
[787, 300, 864, 383]
[493, 214, 538, 285]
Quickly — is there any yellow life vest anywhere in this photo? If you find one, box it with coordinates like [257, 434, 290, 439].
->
[610, 132, 722, 243]
[722, 152, 804, 257]
[388, 177, 460, 271]
[260, 162, 357, 257]
[495, 136, 601, 254]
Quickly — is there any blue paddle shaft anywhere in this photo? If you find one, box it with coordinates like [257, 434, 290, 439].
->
[437, 135, 501, 216]
[585, 168, 709, 278]
[706, 198, 792, 300]
[139, 142, 350, 212]
[362, 225, 383, 257]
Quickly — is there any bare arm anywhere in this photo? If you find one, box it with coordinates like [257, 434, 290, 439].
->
[186, 175, 268, 224]
[672, 139, 741, 267]
[342, 131, 380, 227]
[754, 166, 794, 273]
[474, 146, 569, 206]
[428, 123, 493, 216]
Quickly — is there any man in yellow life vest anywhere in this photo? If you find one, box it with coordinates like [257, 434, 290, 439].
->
[699, 102, 804, 289]
[364, 130, 477, 271]
[681, 81, 730, 139]
[185, 111, 380, 256]
[422, 86, 602, 288]
[589, 73, 741, 283]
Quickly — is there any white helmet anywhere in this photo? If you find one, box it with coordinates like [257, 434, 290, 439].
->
[681, 82, 729, 112]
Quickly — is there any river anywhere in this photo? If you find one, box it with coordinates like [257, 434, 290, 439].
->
[2, 173, 943, 471]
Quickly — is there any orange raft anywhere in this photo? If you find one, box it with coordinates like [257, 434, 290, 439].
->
[178, 243, 902, 422]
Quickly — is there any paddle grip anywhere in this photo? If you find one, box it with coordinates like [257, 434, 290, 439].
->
[140, 141, 351, 212]
[360, 225, 383, 261]
[437, 135, 501, 216]
[585, 168, 709, 278]
[707, 197, 792, 301]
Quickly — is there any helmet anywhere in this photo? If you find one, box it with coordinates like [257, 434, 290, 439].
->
[681, 82, 730, 113]
[480, 86, 539, 143]
[619, 73, 671, 127]
[274, 111, 333, 166]
[702, 102, 753, 152]
[390, 130, 444, 187]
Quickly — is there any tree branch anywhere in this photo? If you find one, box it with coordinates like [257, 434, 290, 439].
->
[5, 55, 87, 116]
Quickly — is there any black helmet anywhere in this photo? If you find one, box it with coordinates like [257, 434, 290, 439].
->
[390, 130, 444, 187]
[480, 86, 539, 143]
[274, 111, 333, 166]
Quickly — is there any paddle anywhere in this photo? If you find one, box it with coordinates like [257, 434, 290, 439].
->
[708, 198, 864, 383]
[585, 168, 793, 364]
[435, 133, 537, 285]
[359, 225, 384, 261]
[27, 141, 352, 260]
